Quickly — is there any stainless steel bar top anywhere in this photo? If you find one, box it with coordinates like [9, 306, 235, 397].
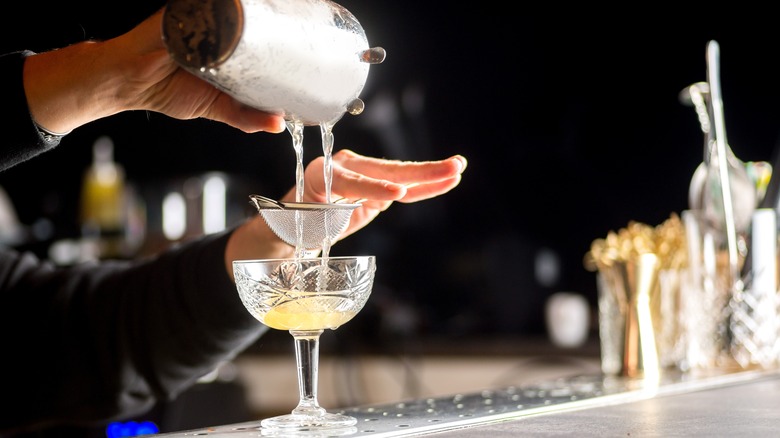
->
[154, 368, 780, 437]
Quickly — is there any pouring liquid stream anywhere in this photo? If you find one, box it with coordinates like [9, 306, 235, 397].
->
[287, 120, 306, 259]
[287, 117, 341, 260]
[279, 47, 385, 261]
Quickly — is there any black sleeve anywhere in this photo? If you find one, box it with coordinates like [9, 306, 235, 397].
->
[0, 50, 66, 173]
[0, 229, 267, 434]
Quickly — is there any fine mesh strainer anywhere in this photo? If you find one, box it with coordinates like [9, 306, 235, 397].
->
[249, 194, 361, 250]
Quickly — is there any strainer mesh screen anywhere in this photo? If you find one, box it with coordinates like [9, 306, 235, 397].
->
[260, 208, 354, 249]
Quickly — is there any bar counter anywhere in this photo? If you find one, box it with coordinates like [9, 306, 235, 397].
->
[154, 366, 780, 437]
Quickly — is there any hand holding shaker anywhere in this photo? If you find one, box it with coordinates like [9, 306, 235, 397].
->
[162, 0, 386, 125]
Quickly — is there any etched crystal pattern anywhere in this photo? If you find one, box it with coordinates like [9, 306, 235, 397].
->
[729, 286, 780, 369]
[234, 257, 376, 326]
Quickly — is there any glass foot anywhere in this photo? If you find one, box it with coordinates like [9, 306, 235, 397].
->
[261, 412, 357, 431]
[260, 426, 357, 437]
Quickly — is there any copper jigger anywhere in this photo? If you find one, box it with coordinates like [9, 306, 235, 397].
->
[599, 253, 662, 380]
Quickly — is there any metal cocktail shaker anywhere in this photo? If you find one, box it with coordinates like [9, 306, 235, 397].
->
[162, 0, 385, 125]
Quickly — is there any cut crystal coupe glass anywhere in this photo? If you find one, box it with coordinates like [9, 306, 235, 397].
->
[233, 256, 376, 431]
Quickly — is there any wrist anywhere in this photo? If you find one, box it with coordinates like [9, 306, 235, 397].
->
[32, 118, 71, 144]
[224, 217, 296, 280]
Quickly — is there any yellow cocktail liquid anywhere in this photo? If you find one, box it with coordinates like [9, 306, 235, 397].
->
[262, 297, 357, 331]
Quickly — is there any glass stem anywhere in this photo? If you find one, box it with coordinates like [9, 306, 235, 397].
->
[290, 330, 326, 417]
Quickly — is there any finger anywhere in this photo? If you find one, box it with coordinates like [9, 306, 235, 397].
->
[333, 149, 467, 185]
[207, 94, 287, 133]
[301, 151, 467, 203]
[301, 156, 404, 202]
[397, 174, 463, 203]
[326, 169, 408, 202]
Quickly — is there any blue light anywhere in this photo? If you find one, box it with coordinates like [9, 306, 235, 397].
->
[105, 420, 159, 437]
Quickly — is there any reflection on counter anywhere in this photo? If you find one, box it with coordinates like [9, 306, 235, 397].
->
[152, 360, 780, 437]
[234, 335, 601, 420]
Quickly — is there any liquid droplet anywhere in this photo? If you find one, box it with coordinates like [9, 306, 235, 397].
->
[347, 98, 364, 116]
[361, 47, 386, 64]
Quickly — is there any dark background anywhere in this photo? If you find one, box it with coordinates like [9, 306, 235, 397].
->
[3, 3, 780, 341]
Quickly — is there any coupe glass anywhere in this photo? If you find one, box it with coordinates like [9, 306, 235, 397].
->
[233, 256, 376, 431]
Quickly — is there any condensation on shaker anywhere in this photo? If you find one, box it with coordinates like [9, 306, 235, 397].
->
[162, 0, 386, 125]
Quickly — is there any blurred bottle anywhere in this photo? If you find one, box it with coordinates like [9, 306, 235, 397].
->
[79, 136, 127, 259]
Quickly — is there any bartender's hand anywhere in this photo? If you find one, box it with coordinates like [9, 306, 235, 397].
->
[22, 8, 286, 135]
[224, 150, 468, 277]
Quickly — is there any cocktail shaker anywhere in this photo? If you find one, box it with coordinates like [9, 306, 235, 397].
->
[162, 0, 385, 125]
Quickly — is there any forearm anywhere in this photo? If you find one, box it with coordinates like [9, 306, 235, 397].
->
[23, 40, 129, 135]
[0, 231, 266, 433]
[15, 6, 283, 160]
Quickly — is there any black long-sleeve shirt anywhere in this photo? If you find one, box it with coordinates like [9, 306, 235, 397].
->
[0, 50, 267, 436]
